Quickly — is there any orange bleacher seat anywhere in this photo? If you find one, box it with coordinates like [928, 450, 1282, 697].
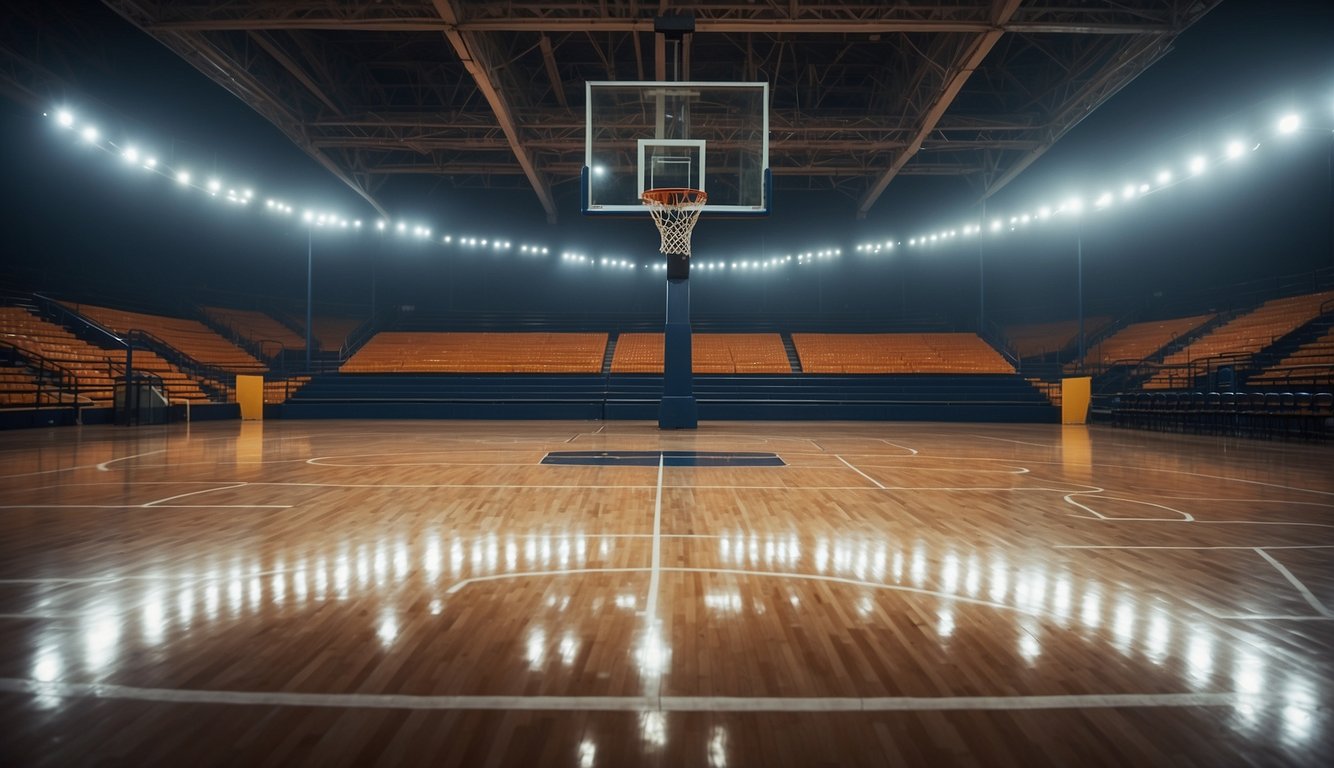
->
[792, 333, 1013, 374]
[1143, 291, 1334, 389]
[609, 334, 791, 374]
[67, 303, 267, 376]
[342, 332, 607, 373]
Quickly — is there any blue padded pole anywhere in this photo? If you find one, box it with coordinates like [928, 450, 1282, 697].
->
[659, 275, 697, 429]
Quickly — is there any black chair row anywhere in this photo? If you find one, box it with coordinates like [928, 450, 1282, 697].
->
[1112, 391, 1333, 439]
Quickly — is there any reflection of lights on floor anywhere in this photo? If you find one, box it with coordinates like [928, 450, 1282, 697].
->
[578, 739, 596, 768]
[640, 711, 666, 749]
[708, 726, 728, 768]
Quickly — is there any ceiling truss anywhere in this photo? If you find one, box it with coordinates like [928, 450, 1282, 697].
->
[8, 1, 1221, 220]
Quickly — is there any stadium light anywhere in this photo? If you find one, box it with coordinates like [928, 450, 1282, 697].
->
[121, 146, 139, 163]
[1277, 113, 1301, 134]
[1225, 140, 1245, 160]
[143, 156, 157, 169]
[56, 110, 74, 128]
[176, 170, 190, 185]
[376, 220, 386, 231]
[1156, 170, 1172, 184]
[1188, 155, 1207, 175]
[207, 179, 221, 193]
[80, 126, 98, 143]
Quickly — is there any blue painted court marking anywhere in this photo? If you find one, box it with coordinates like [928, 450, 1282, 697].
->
[542, 451, 785, 467]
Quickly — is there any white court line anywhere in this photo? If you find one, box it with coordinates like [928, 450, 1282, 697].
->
[0, 678, 1254, 712]
[142, 483, 249, 507]
[972, 435, 1055, 449]
[836, 455, 885, 489]
[644, 452, 666, 702]
[444, 565, 1050, 619]
[96, 449, 167, 472]
[1062, 491, 1194, 522]
[445, 568, 651, 595]
[1255, 548, 1333, 618]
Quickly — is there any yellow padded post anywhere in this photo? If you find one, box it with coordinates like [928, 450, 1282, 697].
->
[236, 375, 264, 420]
[1061, 376, 1092, 425]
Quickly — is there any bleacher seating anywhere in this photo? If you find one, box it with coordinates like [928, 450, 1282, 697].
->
[0, 363, 71, 407]
[1075, 313, 1213, 372]
[204, 307, 305, 351]
[68, 303, 268, 374]
[0, 306, 211, 404]
[1007, 317, 1112, 359]
[1249, 326, 1334, 388]
[792, 333, 1013, 374]
[610, 333, 792, 374]
[1144, 291, 1334, 389]
[264, 376, 310, 404]
[312, 315, 366, 351]
[342, 332, 607, 373]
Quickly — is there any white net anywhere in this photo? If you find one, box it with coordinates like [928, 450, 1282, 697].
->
[642, 188, 707, 256]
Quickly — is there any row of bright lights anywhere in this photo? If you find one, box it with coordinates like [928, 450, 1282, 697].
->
[857, 110, 1325, 253]
[47, 105, 867, 276]
[53, 100, 1329, 273]
[561, 249, 841, 272]
[50, 107, 560, 257]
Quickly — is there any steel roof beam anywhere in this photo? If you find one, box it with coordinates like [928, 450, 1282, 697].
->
[429, 0, 558, 222]
[856, 0, 1022, 219]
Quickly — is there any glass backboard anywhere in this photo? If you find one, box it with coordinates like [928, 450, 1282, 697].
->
[583, 81, 769, 217]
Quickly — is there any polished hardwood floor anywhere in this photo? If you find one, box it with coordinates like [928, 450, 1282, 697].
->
[0, 419, 1330, 766]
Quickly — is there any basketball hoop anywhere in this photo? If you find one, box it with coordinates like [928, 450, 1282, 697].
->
[642, 188, 707, 256]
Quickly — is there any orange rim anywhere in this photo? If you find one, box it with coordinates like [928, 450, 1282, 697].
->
[641, 188, 707, 206]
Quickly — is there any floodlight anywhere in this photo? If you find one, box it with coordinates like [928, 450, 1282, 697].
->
[1277, 114, 1300, 134]
[1225, 141, 1245, 159]
[122, 146, 139, 163]
[1095, 192, 1113, 208]
[143, 157, 157, 169]
[1065, 198, 1084, 214]
[81, 126, 98, 143]
[176, 170, 191, 185]
[593, 165, 606, 175]
[1138, 183, 1149, 194]
[480, 239, 488, 245]
[990, 219, 1003, 232]
[56, 110, 74, 128]
[1038, 206, 1051, 219]
[376, 220, 386, 231]
[1156, 170, 1172, 184]
[1188, 156, 1207, 175]
[1122, 185, 1136, 200]
[302, 211, 313, 222]
[444, 235, 452, 243]
[207, 179, 221, 193]
[354, 220, 362, 228]
[242, 189, 254, 199]
[396, 222, 406, 233]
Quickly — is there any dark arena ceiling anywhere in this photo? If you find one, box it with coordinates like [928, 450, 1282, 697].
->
[6, 1, 1221, 221]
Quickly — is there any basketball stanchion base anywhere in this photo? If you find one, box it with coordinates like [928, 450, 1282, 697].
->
[659, 395, 699, 430]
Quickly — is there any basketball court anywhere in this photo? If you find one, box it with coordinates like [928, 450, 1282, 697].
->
[1, 419, 1330, 765]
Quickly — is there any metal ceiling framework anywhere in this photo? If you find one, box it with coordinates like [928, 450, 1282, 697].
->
[13, 2, 1220, 221]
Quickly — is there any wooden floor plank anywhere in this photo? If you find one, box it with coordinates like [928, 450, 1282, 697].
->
[0, 419, 1330, 765]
